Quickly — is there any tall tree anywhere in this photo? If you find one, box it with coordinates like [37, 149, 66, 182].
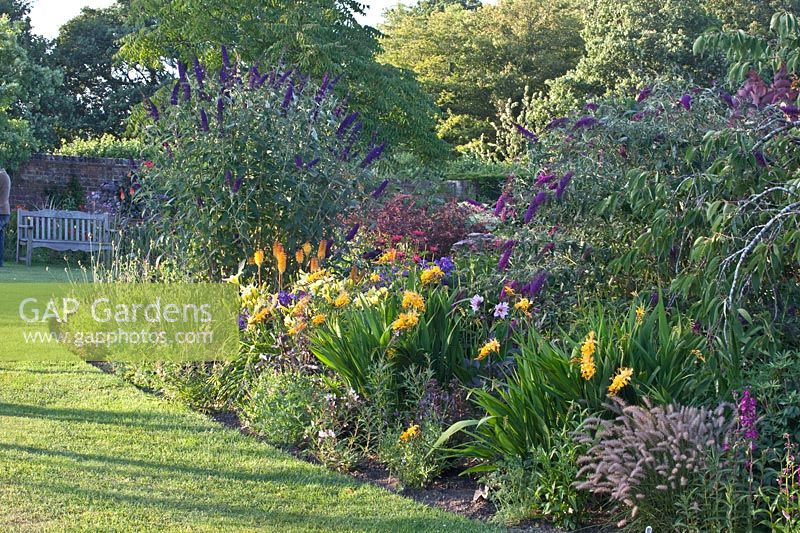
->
[0, 15, 41, 169]
[0, 0, 64, 150]
[51, 4, 164, 139]
[379, 0, 584, 149]
[117, 0, 447, 160]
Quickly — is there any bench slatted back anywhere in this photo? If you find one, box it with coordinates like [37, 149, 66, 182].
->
[18, 209, 110, 244]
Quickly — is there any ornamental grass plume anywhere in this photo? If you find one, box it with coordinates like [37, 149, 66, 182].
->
[575, 399, 732, 530]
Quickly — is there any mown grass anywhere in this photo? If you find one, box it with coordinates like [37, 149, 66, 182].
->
[0, 361, 492, 532]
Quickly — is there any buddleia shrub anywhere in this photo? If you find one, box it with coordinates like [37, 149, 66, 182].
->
[135, 47, 385, 278]
[575, 399, 734, 530]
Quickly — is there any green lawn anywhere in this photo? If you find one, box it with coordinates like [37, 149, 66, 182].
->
[0, 261, 76, 283]
[0, 361, 491, 532]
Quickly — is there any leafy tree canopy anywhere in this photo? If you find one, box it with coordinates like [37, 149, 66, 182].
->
[378, 0, 584, 149]
[117, 0, 446, 160]
[51, 3, 164, 140]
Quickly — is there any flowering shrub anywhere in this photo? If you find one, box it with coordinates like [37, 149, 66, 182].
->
[378, 418, 449, 488]
[135, 47, 385, 277]
[345, 193, 480, 256]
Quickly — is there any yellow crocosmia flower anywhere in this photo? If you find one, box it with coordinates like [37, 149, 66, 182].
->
[515, 298, 531, 312]
[295, 249, 305, 263]
[504, 285, 516, 296]
[475, 338, 500, 361]
[311, 314, 326, 326]
[399, 424, 420, 442]
[376, 249, 398, 264]
[253, 249, 265, 267]
[420, 265, 445, 285]
[691, 348, 706, 362]
[608, 367, 633, 396]
[402, 291, 426, 312]
[334, 292, 351, 308]
[369, 272, 381, 283]
[391, 311, 419, 331]
[635, 304, 645, 325]
[287, 320, 307, 336]
[248, 306, 271, 325]
[581, 331, 597, 359]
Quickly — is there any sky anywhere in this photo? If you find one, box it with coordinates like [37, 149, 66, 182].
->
[28, 0, 410, 39]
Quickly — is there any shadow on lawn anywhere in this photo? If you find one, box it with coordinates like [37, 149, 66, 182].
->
[0, 401, 215, 434]
[0, 442, 356, 490]
[10, 476, 455, 531]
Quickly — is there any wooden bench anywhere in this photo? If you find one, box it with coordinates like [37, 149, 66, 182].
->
[17, 209, 112, 266]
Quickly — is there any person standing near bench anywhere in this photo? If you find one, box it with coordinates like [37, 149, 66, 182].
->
[0, 168, 10, 267]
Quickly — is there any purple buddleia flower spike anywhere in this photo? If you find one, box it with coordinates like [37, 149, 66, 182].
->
[248, 66, 259, 89]
[536, 172, 556, 185]
[177, 60, 187, 82]
[649, 291, 659, 306]
[199, 109, 209, 132]
[146, 100, 159, 121]
[219, 66, 228, 87]
[277, 67, 294, 85]
[524, 191, 548, 223]
[315, 73, 330, 105]
[232, 175, 243, 193]
[361, 143, 385, 168]
[546, 117, 568, 130]
[371, 179, 389, 199]
[170, 82, 180, 105]
[307, 158, 320, 169]
[345, 224, 360, 241]
[555, 171, 574, 200]
[636, 86, 652, 103]
[542, 241, 555, 254]
[679, 94, 692, 110]
[524, 270, 548, 298]
[493, 192, 507, 217]
[224, 170, 232, 186]
[337, 112, 359, 137]
[514, 124, 537, 141]
[498, 243, 515, 272]
[193, 57, 205, 88]
[216, 97, 224, 126]
[294, 155, 303, 169]
[282, 79, 294, 109]
[221, 45, 231, 68]
[720, 90, 735, 108]
[348, 121, 364, 144]
[573, 116, 598, 129]
[182, 80, 191, 101]
[585, 102, 598, 111]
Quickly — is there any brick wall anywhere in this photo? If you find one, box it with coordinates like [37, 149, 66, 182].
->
[8, 154, 134, 213]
